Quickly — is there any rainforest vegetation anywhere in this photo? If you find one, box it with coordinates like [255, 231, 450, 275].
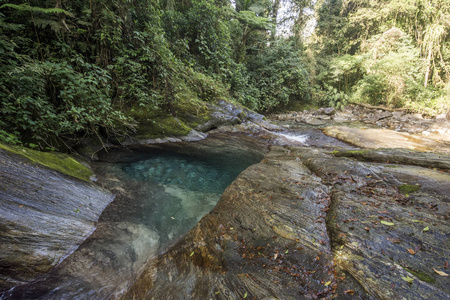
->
[0, 0, 449, 149]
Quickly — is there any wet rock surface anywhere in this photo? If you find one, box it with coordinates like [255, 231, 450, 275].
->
[0, 150, 113, 292]
[2, 104, 450, 299]
[121, 107, 450, 299]
[122, 143, 449, 300]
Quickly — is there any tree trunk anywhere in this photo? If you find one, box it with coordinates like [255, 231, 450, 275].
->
[424, 48, 432, 87]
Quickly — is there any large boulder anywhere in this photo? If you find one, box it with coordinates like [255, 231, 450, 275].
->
[0, 146, 113, 292]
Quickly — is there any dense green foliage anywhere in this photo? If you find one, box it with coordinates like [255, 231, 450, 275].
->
[311, 0, 450, 114]
[0, 0, 311, 148]
[1, 0, 448, 149]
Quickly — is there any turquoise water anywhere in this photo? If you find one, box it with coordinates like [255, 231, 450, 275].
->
[122, 155, 237, 193]
[116, 148, 259, 247]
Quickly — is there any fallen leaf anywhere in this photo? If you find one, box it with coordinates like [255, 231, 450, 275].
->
[402, 276, 414, 284]
[285, 249, 289, 254]
[244, 292, 248, 298]
[433, 268, 449, 276]
[364, 226, 370, 231]
[412, 220, 423, 223]
[380, 220, 395, 226]
[324, 281, 331, 286]
[273, 253, 278, 260]
[407, 248, 416, 255]
[171, 216, 175, 219]
[386, 237, 401, 243]
[18, 205, 23, 208]
[423, 226, 429, 232]
[344, 290, 355, 295]
[444, 261, 449, 269]
[215, 291, 220, 294]
[190, 251, 194, 257]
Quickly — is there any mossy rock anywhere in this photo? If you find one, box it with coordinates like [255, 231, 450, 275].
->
[133, 113, 192, 139]
[0, 143, 93, 182]
[398, 184, 421, 194]
[404, 267, 435, 284]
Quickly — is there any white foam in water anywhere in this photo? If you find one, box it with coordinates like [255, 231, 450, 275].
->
[278, 133, 308, 144]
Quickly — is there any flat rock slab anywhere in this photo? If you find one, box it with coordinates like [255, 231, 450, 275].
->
[332, 148, 450, 170]
[323, 126, 450, 154]
[0, 150, 113, 292]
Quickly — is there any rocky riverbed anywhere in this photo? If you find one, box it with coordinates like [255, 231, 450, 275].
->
[122, 115, 450, 299]
[1, 104, 449, 299]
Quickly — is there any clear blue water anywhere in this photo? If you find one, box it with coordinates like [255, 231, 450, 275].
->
[114, 148, 260, 248]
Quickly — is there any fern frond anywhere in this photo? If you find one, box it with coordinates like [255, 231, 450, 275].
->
[0, 4, 74, 17]
[33, 18, 65, 33]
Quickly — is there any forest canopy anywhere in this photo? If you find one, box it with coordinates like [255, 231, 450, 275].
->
[0, 0, 448, 149]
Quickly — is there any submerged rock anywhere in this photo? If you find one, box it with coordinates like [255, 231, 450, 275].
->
[0, 148, 113, 292]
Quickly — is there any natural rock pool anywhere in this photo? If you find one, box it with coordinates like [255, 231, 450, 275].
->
[1, 134, 265, 299]
[111, 145, 262, 248]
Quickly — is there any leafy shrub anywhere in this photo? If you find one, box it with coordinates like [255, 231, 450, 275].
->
[0, 60, 129, 148]
[322, 85, 349, 110]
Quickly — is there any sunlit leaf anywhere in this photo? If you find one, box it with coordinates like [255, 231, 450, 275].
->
[433, 268, 448, 276]
[402, 276, 414, 284]
[423, 226, 429, 232]
[190, 251, 194, 257]
[380, 220, 395, 226]
[244, 292, 248, 298]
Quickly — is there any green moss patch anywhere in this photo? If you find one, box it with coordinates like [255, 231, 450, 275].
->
[133, 113, 192, 139]
[404, 268, 435, 284]
[398, 184, 421, 194]
[0, 143, 93, 182]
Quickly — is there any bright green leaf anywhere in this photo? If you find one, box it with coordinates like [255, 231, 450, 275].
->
[190, 251, 194, 257]
[402, 276, 414, 284]
[324, 281, 332, 286]
[244, 292, 248, 298]
[380, 220, 395, 226]
[423, 226, 429, 232]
